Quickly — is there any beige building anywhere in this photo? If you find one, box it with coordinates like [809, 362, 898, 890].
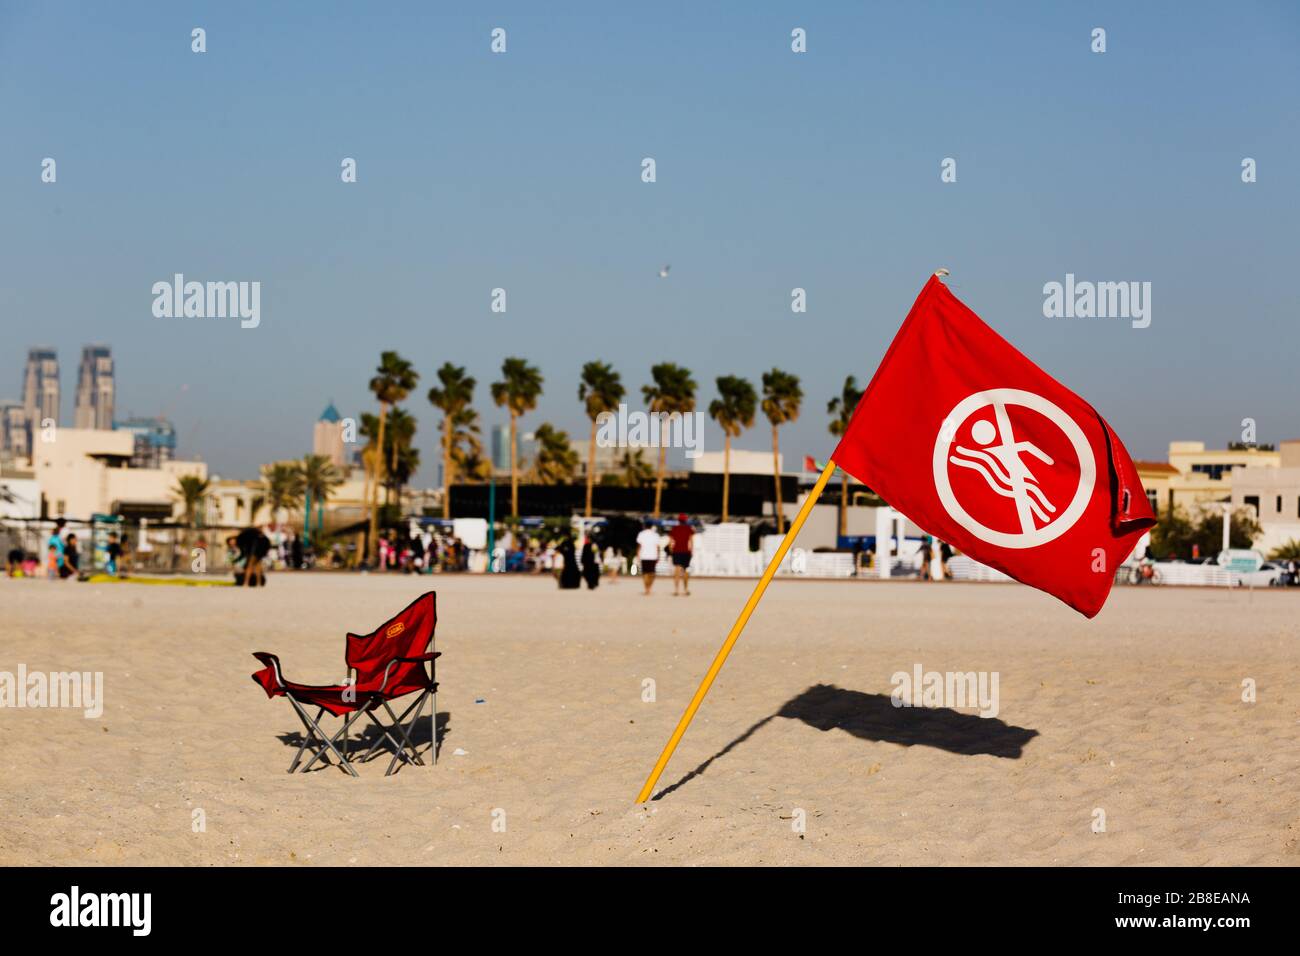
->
[691, 448, 782, 476]
[1230, 439, 1300, 555]
[205, 478, 268, 528]
[31, 428, 206, 521]
[1136, 440, 1280, 516]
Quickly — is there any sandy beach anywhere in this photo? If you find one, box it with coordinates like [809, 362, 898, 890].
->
[1, 573, 1296, 866]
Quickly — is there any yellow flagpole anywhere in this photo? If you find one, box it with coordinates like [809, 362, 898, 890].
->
[635, 458, 840, 803]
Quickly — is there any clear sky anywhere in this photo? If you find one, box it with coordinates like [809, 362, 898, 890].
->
[2, 1, 1297, 481]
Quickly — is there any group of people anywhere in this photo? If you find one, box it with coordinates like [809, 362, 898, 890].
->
[376, 531, 467, 573]
[556, 536, 605, 590]
[636, 514, 695, 596]
[917, 535, 955, 580]
[3, 519, 124, 580]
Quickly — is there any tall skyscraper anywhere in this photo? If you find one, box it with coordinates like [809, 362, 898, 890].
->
[20, 347, 59, 458]
[313, 402, 347, 468]
[489, 423, 535, 474]
[74, 345, 115, 430]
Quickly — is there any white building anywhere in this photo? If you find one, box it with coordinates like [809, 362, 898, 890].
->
[1231, 439, 1300, 555]
[31, 428, 206, 521]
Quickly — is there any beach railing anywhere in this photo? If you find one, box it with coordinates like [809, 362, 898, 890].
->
[948, 555, 1012, 582]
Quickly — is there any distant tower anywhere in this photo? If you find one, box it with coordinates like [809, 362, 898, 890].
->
[21, 347, 59, 457]
[313, 402, 347, 468]
[0, 400, 25, 457]
[74, 345, 115, 430]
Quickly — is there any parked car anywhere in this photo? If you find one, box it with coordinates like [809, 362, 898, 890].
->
[1235, 562, 1286, 587]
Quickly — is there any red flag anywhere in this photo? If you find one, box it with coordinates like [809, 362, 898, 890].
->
[803, 455, 818, 472]
[832, 276, 1154, 617]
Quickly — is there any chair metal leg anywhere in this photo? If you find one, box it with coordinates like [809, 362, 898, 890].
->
[302, 709, 363, 774]
[288, 703, 327, 773]
[287, 697, 358, 777]
[362, 708, 412, 765]
[383, 697, 427, 767]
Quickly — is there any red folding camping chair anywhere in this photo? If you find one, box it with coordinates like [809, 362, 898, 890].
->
[251, 591, 440, 776]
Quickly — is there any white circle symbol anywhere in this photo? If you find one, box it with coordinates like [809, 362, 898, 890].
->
[932, 389, 1096, 549]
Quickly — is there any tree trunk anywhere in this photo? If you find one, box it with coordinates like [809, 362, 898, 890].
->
[509, 411, 519, 518]
[653, 443, 666, 518]
[368, 403, 388, 563]
[722, 434, 731, 523]
[771, 424, 784, 534]
[442, 411, 453, 519]
[585, 419, 597, 518]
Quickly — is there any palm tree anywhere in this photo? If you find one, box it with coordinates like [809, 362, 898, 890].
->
[827, 375, 864, 538]
[642, 362, 697, 518]
[578, 361, 625, 517]
[263, 462, 305, 529]
[381, 406, 418, 505]
[367, 351, 419, 559]
[248, 493, 266, 527]
[490, 357, 543, 517]
[609, 448, 655, 488]
[761, 368, 803, 534]
[709, 376, 757, 523]
[1270, 539, 1300, 561]
[427, 363, 477, 518]
[172, 474, 211, 529]
[299, 454, 343, 541]
[449, 406, 491, 482]
[530, 423, 580, 484]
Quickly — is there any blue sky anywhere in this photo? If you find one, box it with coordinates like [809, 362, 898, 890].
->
[2, 1, 1297, 481]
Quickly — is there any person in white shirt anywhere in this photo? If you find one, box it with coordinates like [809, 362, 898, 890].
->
[636, 520, 661, 596]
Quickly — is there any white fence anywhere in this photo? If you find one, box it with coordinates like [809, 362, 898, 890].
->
[652, 548, 856, 579]
[948, 555, 1012, 582]
[1124, 561, 1236, 587]
[953, 555, 1242, 587]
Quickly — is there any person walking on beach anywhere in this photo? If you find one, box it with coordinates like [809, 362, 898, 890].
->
[47, 519, 66, 577]
[581, 537, 600, 590]
[235, 526, 271, 586]
[106, 533, 122, 577]
[636, 520, 660, 596]
[668, 513, 694, 596]
[61, 533, 81, 579]
[558, 537, 581, 589]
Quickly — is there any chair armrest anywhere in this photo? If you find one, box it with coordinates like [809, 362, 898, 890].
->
[251, 652, 285, 689]
[396, 652, 441, 663]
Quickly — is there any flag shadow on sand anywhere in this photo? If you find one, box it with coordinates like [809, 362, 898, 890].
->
[653, 683, 1038, 800]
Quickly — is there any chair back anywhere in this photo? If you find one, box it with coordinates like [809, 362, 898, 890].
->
[346, 592, 436, 697]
